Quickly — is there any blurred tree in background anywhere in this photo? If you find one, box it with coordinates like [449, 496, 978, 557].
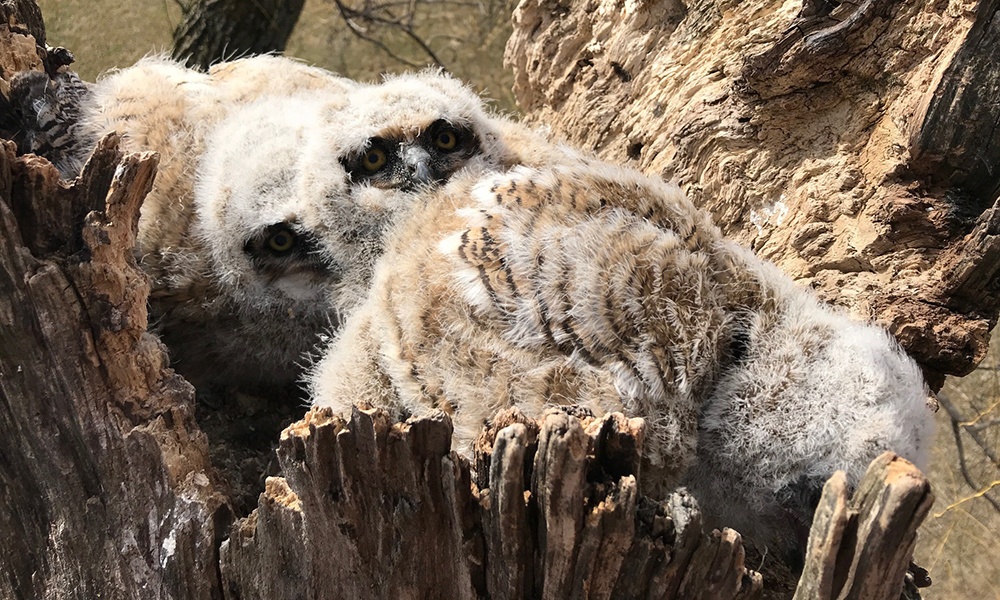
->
[324, 0, 512, 69]
[172, 0, 307, 69]
[37, 0, 517, 109]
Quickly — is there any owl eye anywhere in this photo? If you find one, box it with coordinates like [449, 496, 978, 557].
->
[434, 129, 458, 150]
[266, 227, 297, 254]
[362, 147, 387, 171]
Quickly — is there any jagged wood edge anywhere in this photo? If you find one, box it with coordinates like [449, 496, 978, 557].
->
[0, 133, 230, 600]
[221, 405, 763, 600]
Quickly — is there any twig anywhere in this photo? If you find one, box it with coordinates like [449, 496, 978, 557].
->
[332, 0, 426, 69]
[950, 417, 1000, 513]
[938, 391, 1000, 468]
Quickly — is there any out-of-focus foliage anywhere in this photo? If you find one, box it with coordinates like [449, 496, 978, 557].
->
[37, 0, 517, 112]
[915, 334, 1000, 599]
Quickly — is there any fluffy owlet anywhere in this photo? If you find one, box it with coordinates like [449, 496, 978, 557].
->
[309, 154, 935, 555]
[7, 56, 529, 391]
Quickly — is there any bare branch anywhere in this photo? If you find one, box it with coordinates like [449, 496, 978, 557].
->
[332, 0, 426, 69]
[939, 391, 1000, 468]
[330, 0, 447, 69]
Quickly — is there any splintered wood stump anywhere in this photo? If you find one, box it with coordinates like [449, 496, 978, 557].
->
[505, 0, 1000, 387]
[220, 406, 765, 600]
[0, 135, 228, 599]
[794, 454, 934, 600]
[219, 407, 934, 600]
[222, 407, 479, 599]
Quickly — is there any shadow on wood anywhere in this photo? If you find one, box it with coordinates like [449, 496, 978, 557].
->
[0, 134, 228, 599]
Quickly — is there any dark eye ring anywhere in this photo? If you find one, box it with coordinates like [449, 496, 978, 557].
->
[362, 147, 387, 171]
[435, 129, 458, 150]
[267, 228, 297, 253]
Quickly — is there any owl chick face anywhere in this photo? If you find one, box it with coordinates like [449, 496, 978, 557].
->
[8, 55, 523, 391]
[194, 72, 512, 321]
[341, 118, 482, 190]
[156, 65, 514, 390]
[339, 71, 512, 188]
[194, 95, 401, 318]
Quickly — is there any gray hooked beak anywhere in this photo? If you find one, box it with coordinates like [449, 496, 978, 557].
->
[402, 145, 434, 185]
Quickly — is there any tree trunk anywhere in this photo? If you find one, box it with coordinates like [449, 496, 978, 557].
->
[171, 0, 306, 70]
[505, 0, 1000, 389]
[0, 133, 229, 598]
[1, 0, 984, 598]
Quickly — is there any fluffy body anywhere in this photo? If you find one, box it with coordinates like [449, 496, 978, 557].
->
[310, 157, 934, 554]
[13, 56, 537, 390]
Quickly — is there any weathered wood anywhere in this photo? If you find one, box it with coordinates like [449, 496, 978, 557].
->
[793, 453, 933, 600]
[793, 472, 850, 600]
[221, 406, 480, 599]
[0, 0, 44, 50]
[505, 0, 1000, 386]
[220, 407, 765, 600]
[908, 0, 1000, 202]
[218, 478, 308, 599]
[0, 134, 229, 599]
[0, 0, 43, 96]
[534, 412, 591, 596]
[476, 413, 538, 599]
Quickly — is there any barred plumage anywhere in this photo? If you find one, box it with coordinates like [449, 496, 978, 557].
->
[7, 69, 92, 175]
[310, 156, 934, 556]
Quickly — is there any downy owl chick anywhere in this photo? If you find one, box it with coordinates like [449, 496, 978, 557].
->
[309, 157, 935, 556]
[165, 70, 522, 389]
[8, 54, 359, 180]
[8, 57, 520, 391]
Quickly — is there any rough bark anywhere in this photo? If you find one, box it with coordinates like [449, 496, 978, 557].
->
[0, 134, 229, 599]
[219, 407, 932, 600]
[0, 1, 949, 599]
[171, 0, 306, 70]
[220, 406, 766, 600]
[793, 454, 934, 600]
[504, 0, 1000, 388]
[0, 0, 44, 49]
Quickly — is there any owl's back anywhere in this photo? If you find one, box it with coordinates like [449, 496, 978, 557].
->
[310, 157, 933, 557]
[311, 162, 760, 488]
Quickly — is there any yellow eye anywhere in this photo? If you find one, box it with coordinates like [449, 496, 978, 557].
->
[267, 228, 296, 253]
[435, 129, 458, 150]
[362, 147, 387, 171]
